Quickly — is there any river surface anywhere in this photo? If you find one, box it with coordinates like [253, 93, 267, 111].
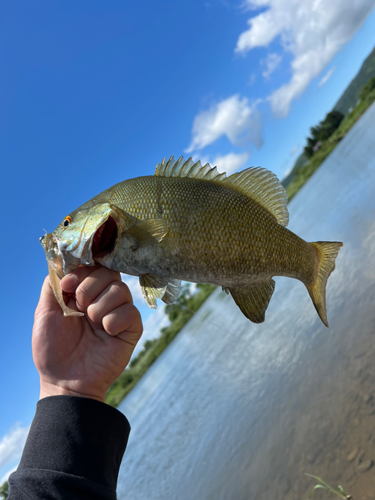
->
[117, 103, 375, 500]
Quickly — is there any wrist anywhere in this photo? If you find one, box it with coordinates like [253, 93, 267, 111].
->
[39, 380, 106, 403]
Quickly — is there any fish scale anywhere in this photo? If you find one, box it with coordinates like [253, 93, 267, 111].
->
[41, 155, 343, 326]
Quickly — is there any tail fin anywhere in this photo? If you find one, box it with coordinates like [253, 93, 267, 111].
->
[307, 241, 343, 327]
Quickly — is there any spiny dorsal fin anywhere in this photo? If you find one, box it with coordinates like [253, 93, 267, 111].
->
[223, 167, 289, 227]
[155, 156, 288, 226]
[155, 155, 226, 182]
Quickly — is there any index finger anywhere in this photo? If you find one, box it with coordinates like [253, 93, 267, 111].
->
[60, 265, 102, 293]
[63, 266, 131, 313]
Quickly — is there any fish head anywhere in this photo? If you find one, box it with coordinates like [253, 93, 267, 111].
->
[40, 203, 128, 277]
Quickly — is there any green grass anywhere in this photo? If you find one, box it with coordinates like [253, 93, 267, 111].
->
[305, 473, 353, 499]
[285, 89, 375, 201]
[105, 284, 216, 407]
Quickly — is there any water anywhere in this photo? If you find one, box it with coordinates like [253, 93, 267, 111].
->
[117, 103, 375, 499]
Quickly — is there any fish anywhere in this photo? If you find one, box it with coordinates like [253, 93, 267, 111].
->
[40, 155, 343, 326]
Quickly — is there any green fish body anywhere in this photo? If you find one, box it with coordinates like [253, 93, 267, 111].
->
[41, 156, 343, 326]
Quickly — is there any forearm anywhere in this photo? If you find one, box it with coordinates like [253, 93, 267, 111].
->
[8, 396, 130, 500]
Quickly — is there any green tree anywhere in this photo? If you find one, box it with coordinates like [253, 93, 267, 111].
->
[309, 125, 321, 141]
[0, 481, 9, 500]
[304, 136, 316, 158]
[319, 110, 344, 139]
[303, 110, 344, 158]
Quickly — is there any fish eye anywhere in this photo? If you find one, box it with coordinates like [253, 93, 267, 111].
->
[63, 216, 72, 228]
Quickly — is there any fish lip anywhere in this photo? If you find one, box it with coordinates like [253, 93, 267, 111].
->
[40, 232, 79, 277]
[41, 233, 60, 259]
[40, 233, 64, 278]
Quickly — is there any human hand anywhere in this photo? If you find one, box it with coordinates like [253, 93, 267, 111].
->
[32, 266, 143, 403]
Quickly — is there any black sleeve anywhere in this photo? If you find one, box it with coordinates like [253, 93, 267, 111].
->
[8, 395, 130, 500]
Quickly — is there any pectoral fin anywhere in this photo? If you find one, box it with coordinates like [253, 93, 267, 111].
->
[228, 280, 275, 323]
[125, 219, 168, 249]
[139, 274, 169, 308]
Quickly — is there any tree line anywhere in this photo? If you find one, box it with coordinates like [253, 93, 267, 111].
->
[303, 76, 375, 159]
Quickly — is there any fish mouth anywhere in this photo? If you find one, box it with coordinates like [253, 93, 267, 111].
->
[92, 216, 118, 258]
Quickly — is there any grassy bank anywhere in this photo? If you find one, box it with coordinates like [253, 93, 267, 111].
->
[105, 284, 216, 407]
[285, 89, 375, 201]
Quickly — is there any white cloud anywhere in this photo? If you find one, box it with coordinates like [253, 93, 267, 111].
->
[0, 424, 29, 470]
[280, 144, 301, 178]
[261, 52, 282, 79]
[186, 94, 263, 152]
[318, 66, 337, 87]
[248, 73, 256, 86]
[236, 0, 375, 116]
[211, 152, 250, 174]
[193, 151, 249, 176]
[1, 465, 17, 485]
[283, 165, 293, 177]
[289, 144, 300, 156]
[121, 274, 144, 303]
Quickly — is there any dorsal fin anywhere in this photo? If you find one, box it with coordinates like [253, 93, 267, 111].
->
[155, 156, 288, 226]
[155, 155, 226, 182]
[223, 167, 289, 226]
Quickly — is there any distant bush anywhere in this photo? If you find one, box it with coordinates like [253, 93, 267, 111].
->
[0, 481, 9, 500]
[304, 111, 344, 158]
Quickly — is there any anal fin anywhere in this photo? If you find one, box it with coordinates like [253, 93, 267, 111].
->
[228, 280, 275, 323]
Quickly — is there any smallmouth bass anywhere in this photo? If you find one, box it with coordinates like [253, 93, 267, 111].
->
[40, 156, 343, 326]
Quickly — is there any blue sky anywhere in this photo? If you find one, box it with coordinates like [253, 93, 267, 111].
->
[1, 0, 375, 482]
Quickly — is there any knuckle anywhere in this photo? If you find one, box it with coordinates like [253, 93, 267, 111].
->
[102, 313, 118, 335]
[109, 281, 131, 303]
[126, 305, 143, 337]
[75, 281, 92, 309]
[87, 302, 103, 327]
[133, 307, 143, 334]
[103, 303, 142, 336]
